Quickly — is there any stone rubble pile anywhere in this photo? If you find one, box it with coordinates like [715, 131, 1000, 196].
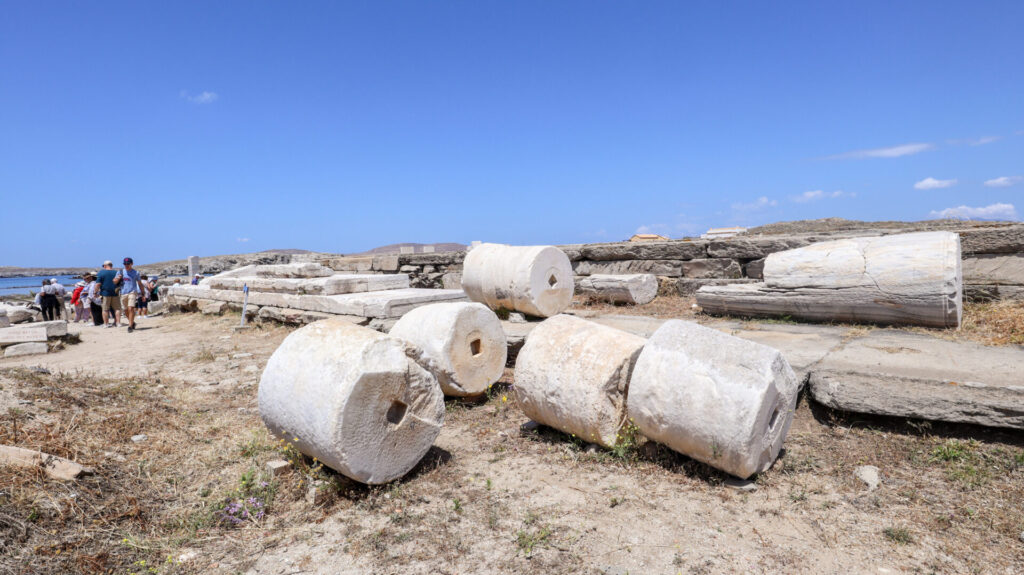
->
[166, 262, 468, 329]
[0, 318, 67, 358]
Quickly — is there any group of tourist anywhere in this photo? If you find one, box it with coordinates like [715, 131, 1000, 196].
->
[37, 257, 161, 333]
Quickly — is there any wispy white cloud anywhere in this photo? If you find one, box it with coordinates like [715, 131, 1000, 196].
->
[791, 190, 856, 203]
[180, 90, 219, 104]
[826, 142, 934, 160]
[984, 176, 1022, 188]
[236, 237, 250, 243]
[929, 203, 1018, 221]
[969, 136, 1000, 146]
[731, 196, 778, 211]
[634, 224, 669, 235]
[914, 177, 957, 190]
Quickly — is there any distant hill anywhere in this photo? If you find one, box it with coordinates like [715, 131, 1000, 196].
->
[259, 249, 313, 255]
[356, 242, 467, 255]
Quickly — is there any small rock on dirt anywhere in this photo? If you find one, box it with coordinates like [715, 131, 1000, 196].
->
[520, 420, 540, 433]
[131, 434, 148, 443]
[265, 459, 291, 478]
[508, 312, 527, 324]
[854, 465, 880, 491]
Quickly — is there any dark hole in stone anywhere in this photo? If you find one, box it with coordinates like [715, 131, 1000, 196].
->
[548, 274, 558, 288]
[386, 400, 408, 425]
[470, 338, 482, 357]
[768, 406, 780, 431]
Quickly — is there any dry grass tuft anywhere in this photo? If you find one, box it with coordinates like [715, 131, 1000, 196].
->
[960, 299, 1024, 345]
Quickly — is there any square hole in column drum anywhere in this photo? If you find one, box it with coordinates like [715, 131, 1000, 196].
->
[470, 338, 482, 356]
[386, 400, 407, 425]
[768, 406, 780, 430]
[548, 274, 557, 287]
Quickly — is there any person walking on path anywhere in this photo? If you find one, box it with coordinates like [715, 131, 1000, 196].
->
[97, 260, 121, 327]
[84, 272, 103, 326]
[71, 280, 87, 322]
[38, 279, 56, 321]
[50, 278, 67, 319]
[117, 257, 145, 332]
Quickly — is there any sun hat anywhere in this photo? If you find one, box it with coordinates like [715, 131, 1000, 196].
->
[103, 260, 113, 266]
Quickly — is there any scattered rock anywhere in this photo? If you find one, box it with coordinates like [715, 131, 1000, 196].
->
[231, 353, 253, 359]
[723, 478, 758, 492]
[200, 301, 229, 315]
[508, 312, 527, 324]
[854, 465, 881, 491]
[131, 434, 148, 443]
[265, 459, 292, 478]
[520, 420, 540, 433]
[3, 342, 48, 358]
[29, 367, 50, 374]
[0, 445, 88, 481]
[306, 481, 329, 505]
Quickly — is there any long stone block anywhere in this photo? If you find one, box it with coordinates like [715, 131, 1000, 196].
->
[4, 342, 48, 357]
[958, 225, 1024, 255]
[707, 237, 812, 259]
[322, 257, 374, 272]
[168, 285, 467, 318]
[677, 278, 759, 296]
[808, 330, 1024, 430]
[573, 259, 684, 277]
[578, 241, 707, 262]
[682, 258, 742, 279]
[962, 254, 1024, 285]
[206, 274, 410, 295]
[0, 327, 48, 345]
[0, 304, 38, 324]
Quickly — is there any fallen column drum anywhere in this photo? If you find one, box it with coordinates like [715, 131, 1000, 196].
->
[627, 320, 799, 479]
[258, 319, 445, 484]
[389, 302, 507, 397]
[461, 243, 574, 318]
[513, 314, 647, 448]
[696, 231, 963, 328]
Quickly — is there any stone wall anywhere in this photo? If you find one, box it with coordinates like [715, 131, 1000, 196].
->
[375, 223, 1024, 301]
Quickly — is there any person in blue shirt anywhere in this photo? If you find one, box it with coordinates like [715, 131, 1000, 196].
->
[96, 260, 122, 328]
[117, 257, 145, 332]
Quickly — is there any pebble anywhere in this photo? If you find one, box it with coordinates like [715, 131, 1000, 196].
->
[1019, 531, 1024, 543]
[584, 443, 601, 454]
[508, 313, 527, 324]
[231, 353, 253, 359]
[520, 420, 540, 433]
[130, 434, 148, 443]
[854, 465, 881, 491]
[723, 478, 758, 492]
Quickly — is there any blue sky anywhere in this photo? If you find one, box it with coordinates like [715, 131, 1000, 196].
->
[2, 1, 1021, 267]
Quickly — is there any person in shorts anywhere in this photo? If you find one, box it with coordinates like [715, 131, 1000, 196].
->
[118, 257, 145, 332]
[96, 260, 122, 327]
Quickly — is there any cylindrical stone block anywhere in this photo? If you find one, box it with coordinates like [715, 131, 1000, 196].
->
[461, 244, 574, 318]
[576, 274, 658, 305]
[513, 314, 647, 448]
[627, 320, 799, 479]
[258, 319, 445, 484]
[389, 302, 507, 397]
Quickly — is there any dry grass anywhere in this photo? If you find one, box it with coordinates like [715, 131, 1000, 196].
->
[959, 299, 1024, 345]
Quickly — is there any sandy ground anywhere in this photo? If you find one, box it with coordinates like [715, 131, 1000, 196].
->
[1, 309, 1022, 575]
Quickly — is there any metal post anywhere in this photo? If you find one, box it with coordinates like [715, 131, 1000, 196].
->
[240, 284, 249, 327]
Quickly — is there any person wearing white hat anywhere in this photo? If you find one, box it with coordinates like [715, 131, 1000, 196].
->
[71, 279, 88, 323]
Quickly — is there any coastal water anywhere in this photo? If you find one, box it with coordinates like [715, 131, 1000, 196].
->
[0, 275, 83, 296]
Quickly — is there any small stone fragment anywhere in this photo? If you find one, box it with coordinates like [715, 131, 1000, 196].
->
[507, 312, 527, 324]
[131, 434, 148, 443]
[265, 459, 292, 478]
[855, 465, 881, 491]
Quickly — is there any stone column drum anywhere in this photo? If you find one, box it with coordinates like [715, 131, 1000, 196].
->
[513, 314, 647, 448]
[389, 302, 507, 397]
[461, 243, 574, 318]
[627, 320, 799, 479]
[258, 319, 445, 484]
[697, 231, 963, 328]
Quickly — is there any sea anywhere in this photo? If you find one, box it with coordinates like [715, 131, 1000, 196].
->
[0, 275, 84, 297]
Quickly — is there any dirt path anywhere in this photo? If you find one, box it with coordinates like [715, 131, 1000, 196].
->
[1, 311, 1022, 575]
